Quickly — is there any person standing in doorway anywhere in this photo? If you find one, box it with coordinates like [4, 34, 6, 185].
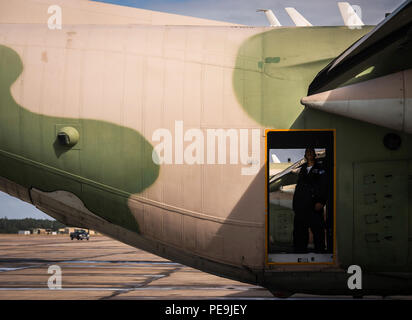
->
[292, 147, 328, 253]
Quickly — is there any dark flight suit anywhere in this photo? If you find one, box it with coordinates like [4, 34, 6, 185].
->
[292, 161, 328, 253]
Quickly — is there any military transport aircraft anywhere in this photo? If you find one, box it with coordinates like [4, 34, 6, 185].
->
[0, 0, 411, 297]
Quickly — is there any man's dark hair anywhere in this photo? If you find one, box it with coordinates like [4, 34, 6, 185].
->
[304, 147, 316, 160]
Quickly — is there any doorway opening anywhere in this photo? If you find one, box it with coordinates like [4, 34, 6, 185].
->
[266, 130, 335, 264]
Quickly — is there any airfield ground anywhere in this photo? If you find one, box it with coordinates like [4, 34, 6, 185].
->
[0, 234, 273, 300]
[0, 234, 411, 300]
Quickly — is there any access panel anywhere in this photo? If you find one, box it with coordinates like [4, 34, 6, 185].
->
[353, 160, 409, 269]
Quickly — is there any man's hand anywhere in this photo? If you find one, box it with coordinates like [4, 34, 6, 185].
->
[315, 202, 324, 211]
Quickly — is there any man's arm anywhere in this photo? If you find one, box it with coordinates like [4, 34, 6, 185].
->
[314, 167, 328, 210]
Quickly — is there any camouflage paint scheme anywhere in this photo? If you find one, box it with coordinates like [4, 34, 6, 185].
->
[233, 27, 412, 272]
[1, 0, 412, 296]
[0, 44, 159, 233]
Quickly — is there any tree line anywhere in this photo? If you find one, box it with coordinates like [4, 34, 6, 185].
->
[0, 217, 66, 234]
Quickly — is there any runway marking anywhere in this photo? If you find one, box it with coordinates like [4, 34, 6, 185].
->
[0, 267, 30, 272]
[100, 265, 183, 300]
[0, 285, 263, 291]
[62, 260, 181, 265]
[0, 235, 276, 299]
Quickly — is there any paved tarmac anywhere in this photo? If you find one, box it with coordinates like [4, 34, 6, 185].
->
[0, 234, 274, 300]
[1, 234, 411, 300]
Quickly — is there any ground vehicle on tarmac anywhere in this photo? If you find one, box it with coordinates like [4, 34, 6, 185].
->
[70, 230, 90, 241]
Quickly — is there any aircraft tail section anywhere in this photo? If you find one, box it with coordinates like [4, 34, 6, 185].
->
[257, 9, 281, 27]
[338, 2, 364, 27]
[285, 7, 312, 26]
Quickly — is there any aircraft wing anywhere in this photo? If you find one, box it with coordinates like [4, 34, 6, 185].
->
[0, 0, 242, 26]
[269, 150, 326, 193]
[269, 159, 302, 193]
[307, 0, 412, 95]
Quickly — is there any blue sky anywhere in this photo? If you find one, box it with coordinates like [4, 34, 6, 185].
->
[92, 0, 404, 26]
[0, 191, 51, 220]
[1, 0, 405, 219]
[270, 149, 305, 163]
